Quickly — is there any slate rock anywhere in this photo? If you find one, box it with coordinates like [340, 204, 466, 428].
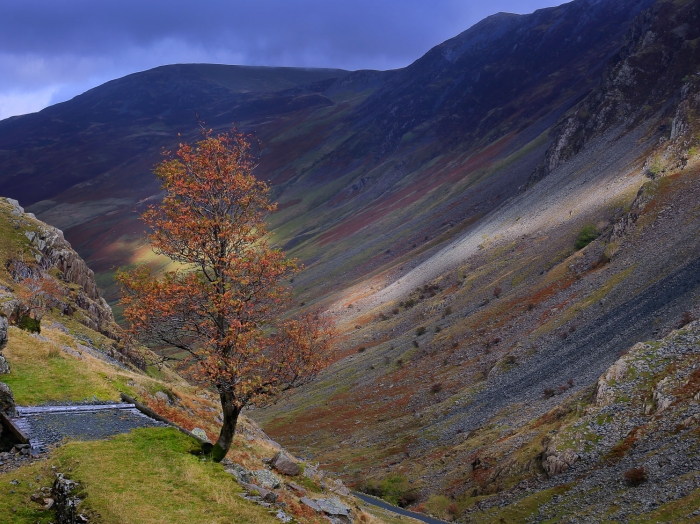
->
[270, 451, 301, 476]
[316, 497, 351, 517]
[300, 497, 321, 512]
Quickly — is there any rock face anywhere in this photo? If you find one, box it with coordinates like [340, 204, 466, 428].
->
[1, 198, 116, 338]
[270, 451, 301, 476]
[0, 381, 16, 417]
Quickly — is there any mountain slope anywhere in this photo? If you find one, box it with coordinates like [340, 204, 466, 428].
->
[1, 0, 700, 520]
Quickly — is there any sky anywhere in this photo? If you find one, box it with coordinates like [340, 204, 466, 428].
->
[0, 0, 564, 120]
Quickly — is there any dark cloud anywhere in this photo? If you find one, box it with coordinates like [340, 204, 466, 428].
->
[0, 0, 562, 118]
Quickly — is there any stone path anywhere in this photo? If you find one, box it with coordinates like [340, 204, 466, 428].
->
[11, 403, 166, 452]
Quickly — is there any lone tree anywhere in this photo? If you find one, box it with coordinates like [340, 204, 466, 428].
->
[117, 128, 333, 461]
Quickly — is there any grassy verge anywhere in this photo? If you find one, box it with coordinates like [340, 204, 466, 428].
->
[0, 428, 278, 524]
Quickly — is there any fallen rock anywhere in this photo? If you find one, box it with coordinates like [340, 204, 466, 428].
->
[0, 381, 16, 416]
[253, 469, 281, 489]
[270, 451, 300, 476]
[225, 463, 252, 484]
[316, 497, 351, 517]
[241, 481, 278, 503]
[300, 497, 322, 512]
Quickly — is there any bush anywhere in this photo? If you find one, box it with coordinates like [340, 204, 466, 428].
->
[430, 383, 443, 394]
[360, 475, 417, 507]
[493, 286, 503, 298]
[624, 466, 647, 486]
[575, 225, 599, 250]
[17, 315, 40, 333]
[357, 347, 366, 353]
[415, 326, 427, 336]
[424, 494, 451, 519]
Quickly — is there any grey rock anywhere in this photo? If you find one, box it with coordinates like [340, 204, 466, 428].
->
[253, 469, 281, 489]
[300, 497, 321, 512]
[0, 355, 9, 375]
[316, 497, 351, 517]
[0, 381, 16, 416]
[270, 451, 301, 476]
[0, 315, 7, 351]
[240, 481, 277, 503]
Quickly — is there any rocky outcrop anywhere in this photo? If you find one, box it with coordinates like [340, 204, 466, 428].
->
[0, 381, 16, 417]
[542, 443, 579, 477]
[1, 198, 116, 338]
[529, 0, 700, 186]
[52, 474, 88, 524]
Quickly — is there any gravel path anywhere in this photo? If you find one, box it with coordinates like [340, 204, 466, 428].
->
[12, 404, 166, 451]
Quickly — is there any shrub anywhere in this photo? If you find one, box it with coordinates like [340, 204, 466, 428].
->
[360, 475, 417, 507]
[624, 466, 647, 486]
[415, 326, 427, 336]
[543, 388, 556, 398]
[357, 347, 366, 353]
[444, 306, 453, 316]
[392, 307, 400, 315]
[493, 286, 503, 298]
[424, 494, 451, 519]
[435, 326, 442, 333]
[430, 383, 443, 394]
[404, 299, 417, 309]
[17, 315, 40, 333]
[575, 225, 599, 250]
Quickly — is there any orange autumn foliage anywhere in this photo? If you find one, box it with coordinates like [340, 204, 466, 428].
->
[117, 127, 333, 459]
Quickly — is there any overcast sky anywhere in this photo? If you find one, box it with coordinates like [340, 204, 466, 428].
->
[0, 0, 564, 120]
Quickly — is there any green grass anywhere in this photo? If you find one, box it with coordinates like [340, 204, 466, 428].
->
[2, 327, 117, 405]
[0, 428, 278, 524]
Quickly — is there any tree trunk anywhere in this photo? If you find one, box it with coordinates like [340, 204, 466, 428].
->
[212, 388, 241, 462]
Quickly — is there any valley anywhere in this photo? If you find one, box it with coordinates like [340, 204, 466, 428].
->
[1, 0, 700, 521]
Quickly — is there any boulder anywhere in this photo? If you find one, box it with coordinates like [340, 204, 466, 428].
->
[240, 481, 277, 503]
[542, 447, 579, 477]
[0, 315, 7, 351]
[191, 427, 208, 441]
[270, 451, 301, 476]
[0, 355, 9, 375]
[252, 469, 281, 489]
[316, 497, 351, 517]
[0, 381, 16, 417]
[300, 497, 321, 512]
